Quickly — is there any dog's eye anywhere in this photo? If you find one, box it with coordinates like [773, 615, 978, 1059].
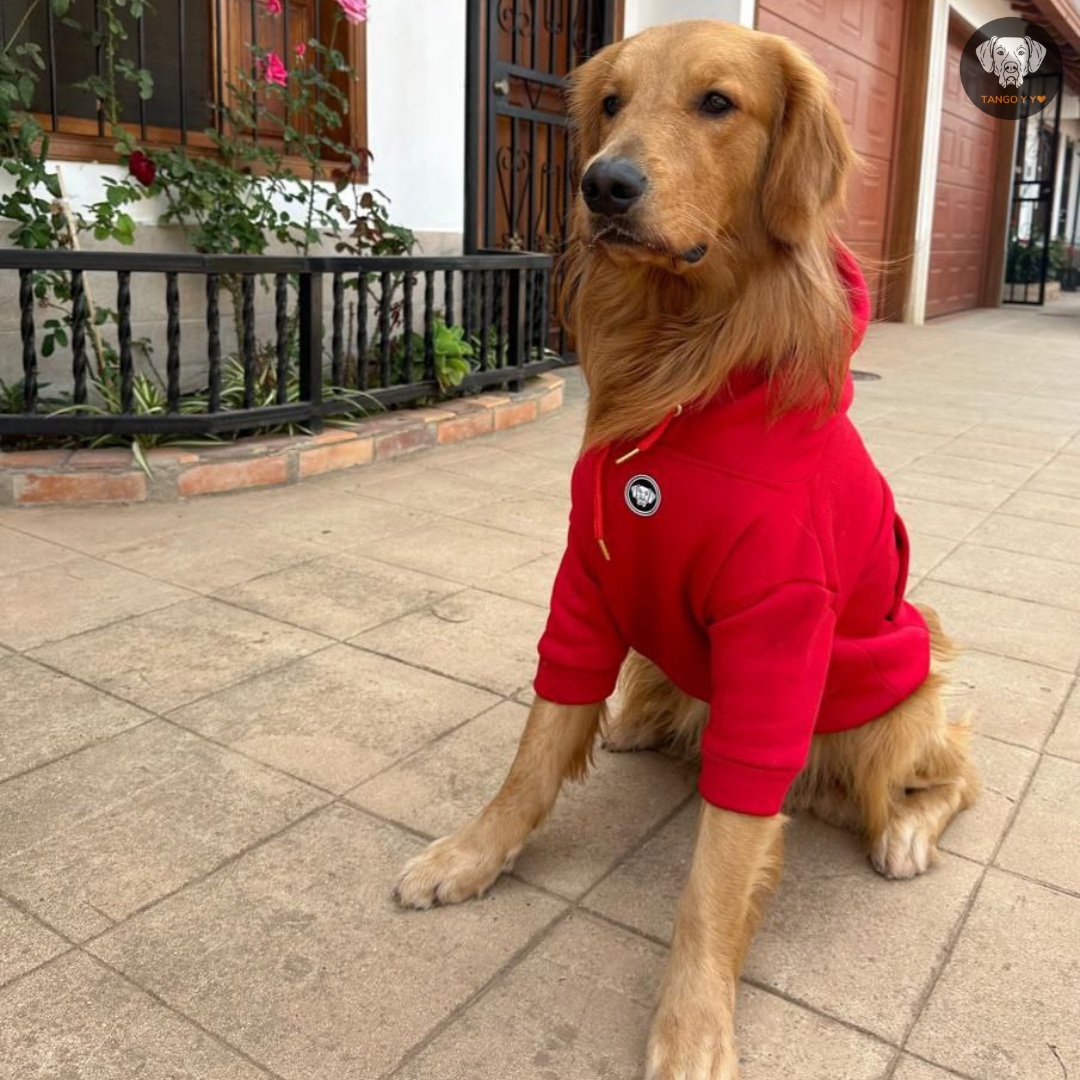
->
[602, 95, 620, 117]
[701, 92, 733, 117]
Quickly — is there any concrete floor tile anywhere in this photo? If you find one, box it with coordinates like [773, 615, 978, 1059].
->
[904, 454, 1036, 488]
[942, 437, 1056, 468]
[0, 951, 270, 1079]
[354, 588, 548, 695]
[890, 1057, 963, 1080]
[866, 445, 920, 475]
[908, 870, 1080, 1080]
[215, 552, 462, 640]
[894, 497, 987, 541]
[90, 804, 566, 1080]
[929, 544, 1080, 611]
[0, 526, 74, 577]
[745, 817, 982, 1043]
[589, 811, 982, 1042]
[1, 503, 207, 554]
[582, 800, 697, 944]
[394, 913, 894, 1080]
[365, 516, 554, 587]
[172, 645, 498, 793]
[911, 581, 1080, 672]
[488, 426, 582, 465]
[1045, 682, 1080, 762]
[908, 533, 958, 578]
[949, 649, 1073, 750]
[962, 422, 1072, 451]
[28, 597, 327, 713]
[482, 553, 561, 607]
[455, 491, 571, 545]
[1027, 456, 1080, 499]
[0, 898, 67, 988]
[860, 428, 954, 458]
[0, 556, 189, 652]
[996, 755, 1080, 893]
[357, 468, 511, 514]
[0, 656, 151, 782]
[939, 735, 1037, 864]
[350, 702, 695, 900]
[861, 414, 977, 439]
[0, 722, 326, 940]
[888, 469, 1012, 512]
[997, 488, 1080, 528]
[429, 446, 569, 489]
[233, 489, 439, 549]
[96, 522, 329, 593]
[967, 513, 1080, 565]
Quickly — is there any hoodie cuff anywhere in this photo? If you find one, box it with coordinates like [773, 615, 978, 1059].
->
[534, 659, 620, 704]
[698, 754, 798, 817]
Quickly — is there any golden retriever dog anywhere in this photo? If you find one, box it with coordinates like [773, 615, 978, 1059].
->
[396, 21, 978, 1079]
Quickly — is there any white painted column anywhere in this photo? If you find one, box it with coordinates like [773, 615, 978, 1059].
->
[904, 0, 952, 324]
[1049, 130, 1069, 240]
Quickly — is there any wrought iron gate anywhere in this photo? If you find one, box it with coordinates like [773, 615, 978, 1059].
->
[463, 0, 618, 355]
[465, 0, 617, 257]
[1003, 72, 1064, 305]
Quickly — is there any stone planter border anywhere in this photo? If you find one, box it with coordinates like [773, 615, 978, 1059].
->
[0, 372, 565, 507]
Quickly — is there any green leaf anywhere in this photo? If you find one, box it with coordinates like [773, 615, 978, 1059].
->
[50, 0, 72, 16]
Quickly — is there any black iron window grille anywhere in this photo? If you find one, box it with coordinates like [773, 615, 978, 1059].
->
[0, 0, 365, 159]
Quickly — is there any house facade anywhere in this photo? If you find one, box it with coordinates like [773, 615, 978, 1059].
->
[4, 0, 1080, 328]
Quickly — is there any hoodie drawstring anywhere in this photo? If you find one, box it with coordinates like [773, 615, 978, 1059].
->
[594, 404, 682, 562]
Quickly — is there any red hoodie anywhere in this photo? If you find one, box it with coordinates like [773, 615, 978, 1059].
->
[533, 250, 929, 816]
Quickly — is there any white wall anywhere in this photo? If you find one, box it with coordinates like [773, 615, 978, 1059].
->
[366, 0, 466, 238]
[624, 0, 753, 35]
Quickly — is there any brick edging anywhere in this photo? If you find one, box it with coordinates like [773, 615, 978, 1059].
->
[0, 373, 565, 507]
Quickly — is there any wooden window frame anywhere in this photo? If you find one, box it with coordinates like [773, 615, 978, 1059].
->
[30, 9, 368, 183]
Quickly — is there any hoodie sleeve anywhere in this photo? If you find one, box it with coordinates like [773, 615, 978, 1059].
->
[699, 509, 837, 816]
[534, 457, 628, 704]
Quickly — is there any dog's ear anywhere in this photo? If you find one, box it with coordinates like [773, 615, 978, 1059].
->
[1026, 36, 1047, 72]
[976, 37, 997, 73]
[761, 41, 857, 248]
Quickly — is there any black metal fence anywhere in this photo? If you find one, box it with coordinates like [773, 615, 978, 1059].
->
[0, 250, 557, 439]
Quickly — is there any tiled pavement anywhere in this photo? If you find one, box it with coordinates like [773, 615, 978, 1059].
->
[2, 298, 1080, 1079]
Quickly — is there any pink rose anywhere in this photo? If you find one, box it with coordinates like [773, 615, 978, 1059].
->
[264, 0, 282, 13]
[295, 41, 306, 57]
[261, 52, 288, 86]
[335, 0, 368, 24]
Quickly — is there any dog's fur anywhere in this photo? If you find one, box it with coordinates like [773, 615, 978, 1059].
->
[397, 22, 979, 1079]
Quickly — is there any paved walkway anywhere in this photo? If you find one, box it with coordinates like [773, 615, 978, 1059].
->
[2, 299, 1080, 1080]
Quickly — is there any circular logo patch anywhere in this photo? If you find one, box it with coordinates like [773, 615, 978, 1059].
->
[625, 474, 661, 517]
[960, 18, 1062, 120]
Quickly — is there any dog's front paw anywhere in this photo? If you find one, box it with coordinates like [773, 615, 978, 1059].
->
[394, 821, 519, 910]
[645, 981, 739, 1080]
[870, 811, 938, 880]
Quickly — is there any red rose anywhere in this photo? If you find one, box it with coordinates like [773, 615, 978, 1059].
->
[129, 150, 156, 187]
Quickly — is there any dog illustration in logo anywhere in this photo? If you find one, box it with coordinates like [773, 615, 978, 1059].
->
[977, 35, 1046, 88]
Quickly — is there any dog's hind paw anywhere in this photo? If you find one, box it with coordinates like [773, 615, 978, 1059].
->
[870, 814, 938, 880]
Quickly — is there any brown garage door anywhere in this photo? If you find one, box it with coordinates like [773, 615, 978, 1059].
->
[757, 0, 906, 310]
[925, 29, 999, 317]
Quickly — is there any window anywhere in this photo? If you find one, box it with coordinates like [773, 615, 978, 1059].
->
[1, 0, 367, 174]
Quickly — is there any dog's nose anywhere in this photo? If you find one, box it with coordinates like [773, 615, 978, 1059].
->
[580, 157, 648, 216]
